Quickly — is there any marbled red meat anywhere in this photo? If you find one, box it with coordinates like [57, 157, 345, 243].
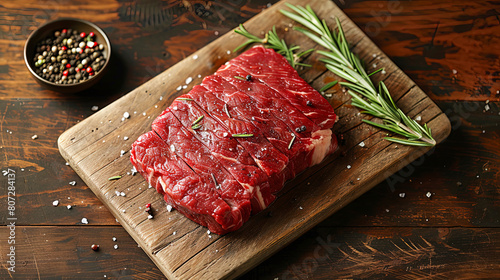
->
[131, 46, 338, 234]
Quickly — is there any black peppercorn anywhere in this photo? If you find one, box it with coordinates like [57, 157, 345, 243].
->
[295, 125, 307, 133]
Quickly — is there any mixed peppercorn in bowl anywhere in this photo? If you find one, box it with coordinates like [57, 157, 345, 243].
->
[24, 18, 111, 93]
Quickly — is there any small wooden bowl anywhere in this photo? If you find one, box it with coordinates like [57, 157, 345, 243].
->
[24, 18, 112, 94]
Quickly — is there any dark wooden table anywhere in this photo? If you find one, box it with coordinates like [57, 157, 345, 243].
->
[1, 0, 499, 279]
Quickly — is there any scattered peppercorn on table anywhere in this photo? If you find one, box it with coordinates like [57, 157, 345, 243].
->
[1, 0, 500, 279]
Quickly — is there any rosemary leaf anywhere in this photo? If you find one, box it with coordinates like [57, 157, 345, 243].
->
[177, 97, 193, 101]
[108, 175, 122, 181]
[224, 103, 231, 118]
[368, 68, 385, 77]
[232, 133, 254, 138]
[192, 115, 204, 126]
[319, 80, 338, 92]
[288, 133, 296, 150]
[234, 76, 246, 81]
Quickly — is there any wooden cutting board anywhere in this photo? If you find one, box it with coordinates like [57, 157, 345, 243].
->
[58, 0, 451, 279]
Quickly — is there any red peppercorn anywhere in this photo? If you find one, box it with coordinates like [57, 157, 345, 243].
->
[62, 29, 67, 33]
[89, 71, 94, 76]
[63, 70, 69, 76]
[146, 203, 151, 208]
[89, 32, 95, 37]
[75, 68, 80, 72]
[61, 46, 67, 51]
[80, 32, 86, 38]
[91, 244, 99, 251]
[66, 63, 71, 68]
[79, 49, 84, 54]
[86, 66, 93, 73]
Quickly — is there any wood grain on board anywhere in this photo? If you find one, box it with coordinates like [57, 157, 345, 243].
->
[1, 226, 499, 279]
[57, 0, 450, 279]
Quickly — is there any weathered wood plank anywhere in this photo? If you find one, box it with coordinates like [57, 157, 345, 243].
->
[1, 226, 499, 279]
[56, 0, 451, 279]
[0, 226, 164, 279]
[241, 226, 500, 279]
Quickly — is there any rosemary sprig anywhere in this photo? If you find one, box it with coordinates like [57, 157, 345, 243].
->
[281, 4, 436, 147]
[234, 24, 314, 69]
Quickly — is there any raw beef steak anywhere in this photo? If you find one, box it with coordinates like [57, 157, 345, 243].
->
[131, 46, 338, 234]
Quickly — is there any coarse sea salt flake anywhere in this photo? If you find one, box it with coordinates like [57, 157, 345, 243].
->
[359, 141, 365, 147]
[167, 205, 173, 212]
[81, 218, 89, 224]
[193, 54, 198, 60]
[176, 85, 182, 91]
[123, 112, 130, 119]
[347, 165, 351, 169]
[185, 77, 193, 84]
[52, 200, 59, 207]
